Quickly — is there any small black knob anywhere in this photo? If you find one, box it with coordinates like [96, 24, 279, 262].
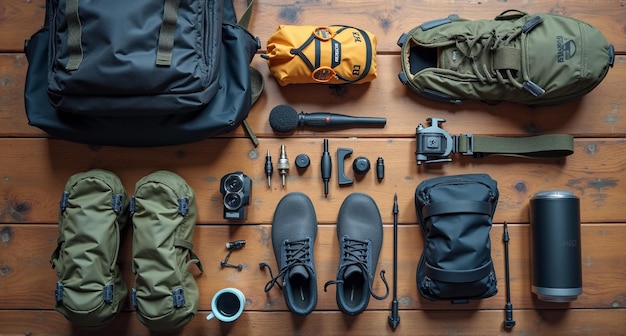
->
[352, 156, 370, 174]
[295, 154, 310, 169]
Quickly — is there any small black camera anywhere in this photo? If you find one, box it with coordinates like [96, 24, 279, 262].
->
[220, 171, 251, 220]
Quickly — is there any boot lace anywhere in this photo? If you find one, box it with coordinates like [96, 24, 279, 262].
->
[451, 20, 545, 96]
[260, 238, 313, 292]
[323, 238, 389, 300]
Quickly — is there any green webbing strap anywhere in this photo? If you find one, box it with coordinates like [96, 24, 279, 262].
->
[156, 0, 182, 66]
[65, 0, 83, 70]
[175, 238, 204, 273]
[174, 238, 193, 251]
[238, 0, 254, 29]
[493, 47, 520, 71]
[189, 250, 204, 273]
[242, 65, 263, 147]
[236, 0, 262, 147]
[456, 134, 574, 158]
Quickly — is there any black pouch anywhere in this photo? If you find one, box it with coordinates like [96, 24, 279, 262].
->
[415, 173, 498, 303]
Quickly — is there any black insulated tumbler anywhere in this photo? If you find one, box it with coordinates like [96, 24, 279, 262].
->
[529, 190, 582, 302]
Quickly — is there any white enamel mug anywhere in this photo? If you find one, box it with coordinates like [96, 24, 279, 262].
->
[206, 287, 246, 322]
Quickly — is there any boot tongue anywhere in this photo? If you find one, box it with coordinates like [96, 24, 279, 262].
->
[343, 265, 363, 279]
[289, 265, 309, 280]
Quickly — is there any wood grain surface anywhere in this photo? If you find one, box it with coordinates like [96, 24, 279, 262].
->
[1, 0, 625, 335]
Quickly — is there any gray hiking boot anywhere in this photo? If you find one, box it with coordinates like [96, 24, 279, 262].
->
[260, 192, 318, 316]
[324, 192, 389, 315]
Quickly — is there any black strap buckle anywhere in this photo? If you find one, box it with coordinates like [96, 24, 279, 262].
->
[415, 118, 453, 165]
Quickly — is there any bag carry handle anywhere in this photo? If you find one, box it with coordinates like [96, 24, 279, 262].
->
[495, 9, 528, 21]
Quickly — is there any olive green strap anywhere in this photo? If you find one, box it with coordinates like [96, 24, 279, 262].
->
[236, 0, 262, 147]
[175, 238, 204, 273]
[456, 134, 574, 158]
[156, 0, 182, 66]
[65, 0, 83, 70]
[238, 0, 254, 29]
[49, 237, 64, 269]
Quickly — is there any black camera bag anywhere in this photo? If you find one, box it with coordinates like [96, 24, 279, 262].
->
[415, 173, 498, 303]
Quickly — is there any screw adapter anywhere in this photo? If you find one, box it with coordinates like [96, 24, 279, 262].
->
[277, 145, 289, 187]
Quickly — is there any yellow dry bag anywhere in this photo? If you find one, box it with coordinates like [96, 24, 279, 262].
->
[262, 25, 377, 85]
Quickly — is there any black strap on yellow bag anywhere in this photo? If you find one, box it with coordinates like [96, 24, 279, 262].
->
[262, 25, 377, 85]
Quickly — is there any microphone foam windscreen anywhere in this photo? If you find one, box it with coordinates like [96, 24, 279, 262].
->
[269, 105, 299, 133]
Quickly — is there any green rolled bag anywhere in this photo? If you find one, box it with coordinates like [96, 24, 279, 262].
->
[130, 170, 203, 333]
[51, 169, 203, 332]
[51, 169, 129, 329]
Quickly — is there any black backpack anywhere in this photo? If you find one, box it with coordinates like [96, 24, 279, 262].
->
[24, 0, 262, 147]
[414, 174, 498, 303]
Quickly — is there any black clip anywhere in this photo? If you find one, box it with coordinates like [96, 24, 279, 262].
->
[178, 197, 190, 216]
[415, 118, 453, 165]
[55, 282, 64, 302]
[60, 192, 70, 211]
[103, 283, 114, 304]
[131, 288, 138, 308]
[172, 287, 186, 308]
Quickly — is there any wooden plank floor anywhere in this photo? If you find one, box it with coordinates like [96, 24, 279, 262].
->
[1, 1, 625, 335]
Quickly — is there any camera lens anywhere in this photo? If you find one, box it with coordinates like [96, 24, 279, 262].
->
[224, 192, 243, 210]
[224, 175, 244, 193]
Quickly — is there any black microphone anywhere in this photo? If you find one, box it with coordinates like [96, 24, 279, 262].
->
[269, 104, 386, 133]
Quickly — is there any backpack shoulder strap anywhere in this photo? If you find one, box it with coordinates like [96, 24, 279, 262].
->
[224, 0, 262, 146]
[224, 0, 254, 27]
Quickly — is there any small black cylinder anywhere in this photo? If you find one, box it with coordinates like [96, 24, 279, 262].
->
[529, 190, 582, 302]
[376, 157, 384, 180]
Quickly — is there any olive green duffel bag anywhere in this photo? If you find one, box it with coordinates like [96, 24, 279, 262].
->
[51, 169, 129, 329]
[398, 9, 615, 105]
[130, 170, 203, 333]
